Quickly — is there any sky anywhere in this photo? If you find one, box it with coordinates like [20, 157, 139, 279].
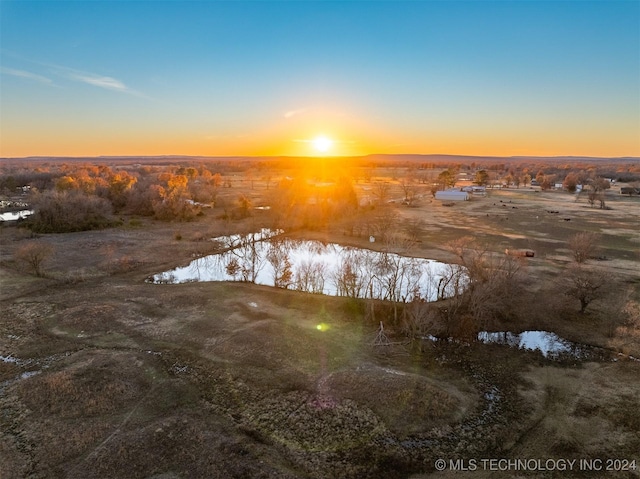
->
[1, 0, 638, 158]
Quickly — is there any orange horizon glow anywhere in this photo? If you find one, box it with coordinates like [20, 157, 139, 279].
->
[2, 132, 638, 159]
[3, 89, 638, 159]
[2, 81, 638, 159]
[1, 107, 638, 159]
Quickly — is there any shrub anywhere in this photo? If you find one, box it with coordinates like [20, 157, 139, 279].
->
[14, 241, 54, 277]
[568, 231, 600, 263]
[28, 190, 116, 233]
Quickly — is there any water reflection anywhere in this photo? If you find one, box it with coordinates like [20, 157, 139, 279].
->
[477, 331, 582, 357]
[0, 209, 33, 221]
[422, 330, 591, 359]
[149, 231, 462, 301]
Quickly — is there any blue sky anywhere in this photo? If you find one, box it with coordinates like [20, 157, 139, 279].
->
[1, 0, 638, 157]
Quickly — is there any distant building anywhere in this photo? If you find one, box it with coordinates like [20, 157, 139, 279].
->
[435, 189, 469, 201]
[461, 185, 486, 194]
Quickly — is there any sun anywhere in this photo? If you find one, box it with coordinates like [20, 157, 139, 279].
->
[312, 135, 333, 154]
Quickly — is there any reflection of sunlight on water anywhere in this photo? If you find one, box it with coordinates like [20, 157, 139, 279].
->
[149, 231, 460, 301]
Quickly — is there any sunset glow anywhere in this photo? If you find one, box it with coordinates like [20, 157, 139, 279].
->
[312, 136, 334, 154]
[0, 1, 638, 158]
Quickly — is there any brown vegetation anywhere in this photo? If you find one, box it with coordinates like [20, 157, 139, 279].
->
[564, 264, 613, 314]
[14, 240, 54, 277]
[568, 231, 601, 263]
[0, 155, 639, 478]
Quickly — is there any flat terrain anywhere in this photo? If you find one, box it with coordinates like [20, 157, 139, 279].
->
[1, 181, 639, 478]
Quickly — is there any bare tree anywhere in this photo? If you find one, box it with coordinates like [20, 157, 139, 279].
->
[587, 189, 605, 209]
[465, 254, 524, 331]
[564, 264, 612, 314]
[370, 210, 398, 240]
[236, 194, 253, 218]
[568, 231, 601, 263]
[332, 249, 367, 298]
[399, 174, 418, 206]
[295, 260, 326, 293]
[15, 241, 54, 277]
[225, 231, 267, 283]
[224, 257, 241, 280]
[371, 181, 391, 206]
[403, 218, 424, 242]
[266, 238, 293, 288]
[262, 173, 273, 190]
[400, 299, 439, 338]
[437, 238, 527, 336]
[587, 177, 610, 209]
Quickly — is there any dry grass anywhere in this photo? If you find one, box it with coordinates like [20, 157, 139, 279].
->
[325, 365, 469, 436]
[517, 362, 640, 460]
[15, 351, 151, 417]
[1, 174, 639, 478]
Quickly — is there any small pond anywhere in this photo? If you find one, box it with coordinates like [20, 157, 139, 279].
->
[148, 230, 465, 301]
[425, 330, 625, 361]
[477, 331, 584, 357]
[0, 209, 33, 221]
[477, 331, 638, 361]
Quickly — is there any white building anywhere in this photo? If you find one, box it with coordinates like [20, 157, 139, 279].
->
[435, 189, 469, 201]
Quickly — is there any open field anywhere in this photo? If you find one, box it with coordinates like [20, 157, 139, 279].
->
[1, 160, 639, 478]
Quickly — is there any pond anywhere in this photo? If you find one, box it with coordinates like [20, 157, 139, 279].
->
[148, 230, 465, 301]
[477, 330, 585, 358]
[0, 209, 33, 221]
[425, 330, 631, 361]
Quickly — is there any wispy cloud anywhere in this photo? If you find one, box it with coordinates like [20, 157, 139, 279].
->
[67, 71, 128, 92]
[1, 54, 149, 98]
[52, 65, 147, 98]
[284, 108, 306, 119]
[1, 67, 53, 85]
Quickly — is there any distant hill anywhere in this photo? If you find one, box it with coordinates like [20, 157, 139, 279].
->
[1, 154, 638, 165]
[362, 154, 640, 164]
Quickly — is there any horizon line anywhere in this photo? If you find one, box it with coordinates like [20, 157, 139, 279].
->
[2, 153, 639, 161]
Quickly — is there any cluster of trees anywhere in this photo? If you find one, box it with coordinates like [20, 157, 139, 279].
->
[402, 159, 639, 192]
[0, 160, 367, 232]
[30, 190, 116, 233]
[3, 156, 637, 234]
[267, 175, 359, 230]
[426, 237, 527, 338]
[3, 163, 228, 232]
